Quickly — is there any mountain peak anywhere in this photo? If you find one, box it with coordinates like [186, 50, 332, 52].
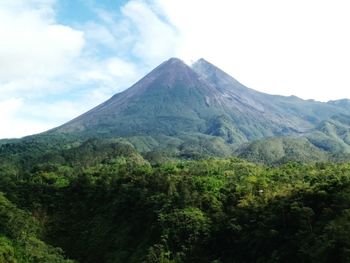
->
[158, 57, 188, 69]
[194, 58, 211, 65]
[193, 57, 218, 67]
[166, 57, 185, 64]
[145, 57, 200, 87]
[152, 57, 191, 75]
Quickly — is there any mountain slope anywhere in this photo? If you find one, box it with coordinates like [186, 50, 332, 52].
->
[235, 137, 329, 164]
[192, 58, 350, 129]
[306, 114, 350, 153]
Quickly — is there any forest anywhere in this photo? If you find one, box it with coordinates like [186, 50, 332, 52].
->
[1, 138, 350, 262]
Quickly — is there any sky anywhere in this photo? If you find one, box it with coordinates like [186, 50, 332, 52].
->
[1, 0, 350, 139]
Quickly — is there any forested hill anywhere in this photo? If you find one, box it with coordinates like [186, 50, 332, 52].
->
[2, 139, 350, 262]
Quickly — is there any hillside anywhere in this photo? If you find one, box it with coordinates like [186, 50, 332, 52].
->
[2, 141, 350, 262]
[235, 137, 329, 165]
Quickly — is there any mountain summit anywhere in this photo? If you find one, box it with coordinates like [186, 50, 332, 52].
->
[51, 58, 350, 158]
[57, 58, 223, 137]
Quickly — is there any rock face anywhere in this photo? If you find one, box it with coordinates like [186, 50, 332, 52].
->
[50, 57, 350, 157]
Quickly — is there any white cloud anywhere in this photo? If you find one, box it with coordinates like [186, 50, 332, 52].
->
[0, 2, 84, 83]
[75, 56, 142, 98]
[0, 96, 102, 138]
[0, 98, 53, 138]
[0, 0, 90, 138]
[76, 0, 181, 66]
[121, 0, 180, 66]
[0, 0, 145, 138]
[0, 98, 22, 120]
[0, 0, 56, 16]
[0, 0, 85, 102]
[154, 0, 350, 101]
[82, 22, 118, 50]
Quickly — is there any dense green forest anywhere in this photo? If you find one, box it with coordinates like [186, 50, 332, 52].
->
[1, 139, 350, 262]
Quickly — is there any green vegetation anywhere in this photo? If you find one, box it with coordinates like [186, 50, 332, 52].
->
[2, 139, 350, 262]
[235, 137, 329, 164]
[0, 193, 74, 263]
